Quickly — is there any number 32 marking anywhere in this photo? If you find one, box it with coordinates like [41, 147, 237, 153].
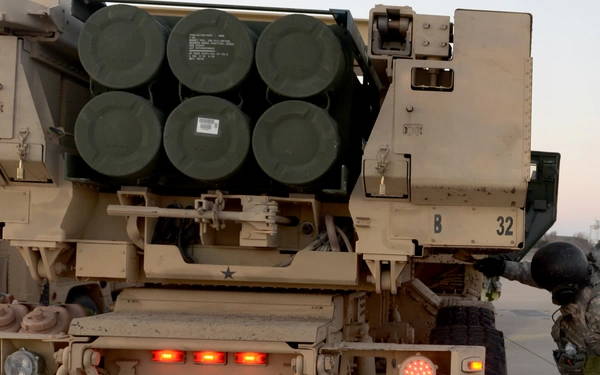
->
[496, 216, 514, 236]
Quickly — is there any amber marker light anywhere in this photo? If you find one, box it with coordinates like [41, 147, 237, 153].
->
[462, 357, 485, 372]
[193, 351, 227, 365]
[151, 350, 185, 363]
[234, 352, 268, 365]
[467, 360, 484, 371]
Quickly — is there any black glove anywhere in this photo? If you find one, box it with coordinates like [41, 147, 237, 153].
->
[474, 256, 506, 277]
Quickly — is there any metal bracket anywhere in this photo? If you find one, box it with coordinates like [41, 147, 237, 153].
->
[125, 216, 144, 249]
[365, 254, 408, 294]
[515, 151, 561, 260]
[15, 244, 71, 281]
[198, 191, 226, 230]
[38, 246, 66, 280]
[16, 246, 41, 281]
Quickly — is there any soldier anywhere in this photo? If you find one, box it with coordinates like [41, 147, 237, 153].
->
[474, 241, 600, 374]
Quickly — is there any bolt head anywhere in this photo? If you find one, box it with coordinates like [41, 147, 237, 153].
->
[301, 222, 315, 235]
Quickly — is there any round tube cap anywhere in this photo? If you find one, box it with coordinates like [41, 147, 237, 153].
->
[256, 14, 345, 98]
[74, 92, 163, 178]
[167, 9, 255, 94]
[252, 100, 340, 186]
[164, 96, 251, 182]
[78, 5, 166, 89]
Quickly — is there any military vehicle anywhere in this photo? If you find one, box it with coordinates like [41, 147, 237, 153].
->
[0, 0, 560, 374]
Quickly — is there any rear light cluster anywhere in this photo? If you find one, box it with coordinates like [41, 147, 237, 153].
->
[151, 350, 267, 365]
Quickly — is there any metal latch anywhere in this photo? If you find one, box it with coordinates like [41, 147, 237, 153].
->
[375, 145, 390, 195]
[15, 128, 30, 180]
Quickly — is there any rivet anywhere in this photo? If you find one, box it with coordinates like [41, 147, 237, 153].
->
[406, 105, 414, 112]
[423, 23, 431, 29]
[441, 24, 448, 30]
[423, 40, 430, 46]
[0, 83, 4, 90]
[440, 42, 448, 47]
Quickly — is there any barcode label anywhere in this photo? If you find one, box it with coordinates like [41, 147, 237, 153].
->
[196, 117, 220, 135]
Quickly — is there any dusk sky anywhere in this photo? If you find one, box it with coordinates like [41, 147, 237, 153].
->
[180, 0, 600, 238]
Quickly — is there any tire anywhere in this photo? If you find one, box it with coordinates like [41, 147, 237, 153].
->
[68, 294, 99, 316]
[436, 305, 496, 329]
[431, 307, 506, 375]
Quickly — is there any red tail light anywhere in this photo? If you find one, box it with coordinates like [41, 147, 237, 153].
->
[193, 351, 227, 365]
[151, 350, 185, 363]
[234, 352, 268, 365]
[400, 356, 436, 375]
